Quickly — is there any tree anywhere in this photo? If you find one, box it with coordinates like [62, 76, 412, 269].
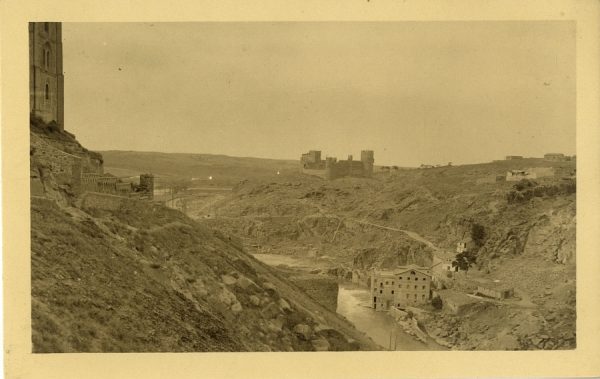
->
[431, 295, 443, 310]
[470, 223, 486, 248]
[452, 250, 477, 275]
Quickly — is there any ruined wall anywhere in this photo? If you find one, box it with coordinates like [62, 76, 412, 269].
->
[326, 160, 366, 180]
[78, 192, 132, 211]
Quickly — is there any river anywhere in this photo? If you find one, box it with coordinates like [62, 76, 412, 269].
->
[253, 253, 444, 350]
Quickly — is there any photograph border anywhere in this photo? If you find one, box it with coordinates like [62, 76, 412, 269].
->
[3, 1, 600, 378]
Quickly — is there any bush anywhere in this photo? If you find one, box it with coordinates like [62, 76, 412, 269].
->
[432, 295, 442, 310]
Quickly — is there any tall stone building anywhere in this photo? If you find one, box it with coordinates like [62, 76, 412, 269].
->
[29, 22, 64, 130]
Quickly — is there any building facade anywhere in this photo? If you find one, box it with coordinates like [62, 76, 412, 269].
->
[370, 265, 432, 311]
[30, 22, 64, 129]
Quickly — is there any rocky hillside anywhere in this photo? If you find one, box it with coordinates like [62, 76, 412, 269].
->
[31, 196, 380, 352]
[30, 127, 379, 352]
[205, 158, 576, 350]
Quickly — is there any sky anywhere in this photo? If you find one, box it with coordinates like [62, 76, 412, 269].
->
[62, 22, 575, 166]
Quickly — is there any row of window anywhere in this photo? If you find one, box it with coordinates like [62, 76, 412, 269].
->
[376, 285, 428, 294]
[379, 277, 428, 287]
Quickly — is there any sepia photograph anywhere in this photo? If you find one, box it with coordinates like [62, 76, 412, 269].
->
[26, 20, 578, 353]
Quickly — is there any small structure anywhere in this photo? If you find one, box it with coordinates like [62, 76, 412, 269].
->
[476, 283, 514, 300]
[436, 290, 480, 315]
[506, 170, 536, 181]
[370, 265, 432, 311]
[420, 164, 435, 169]
[544, 153, 566, 161]
[505, 155, 523, 160]
[431, 251, 455, 283]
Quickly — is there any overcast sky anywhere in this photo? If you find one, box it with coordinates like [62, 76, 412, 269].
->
[62, 22, 575, 166]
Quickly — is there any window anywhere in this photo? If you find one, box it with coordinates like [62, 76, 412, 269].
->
[391, 281, 394, 285]
[385, 281, 388, 285]
[391, 290, 394, 294]
[399, 277, 402, 280]
[379, 290, 382, 294]
[380, 283, 383, 288]
[423, 278, 427, 281]
[414, 294, 417, 299]
[44, 83, 49, 100]
[407, 277, 410, 281]
[44, 22, 49, 32]
[398, 285, 401, 288]
[422, 286, 426, 290]
[411, 271, 416, 275]
[422, 294, 425, 300]
[414, 285, 417, 289]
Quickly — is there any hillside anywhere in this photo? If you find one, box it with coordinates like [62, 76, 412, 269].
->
[30, 127, 379, 352]
[99, 150, 299, 186]
[205, 158, 576, 350]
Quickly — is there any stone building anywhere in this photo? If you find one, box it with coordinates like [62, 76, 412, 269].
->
[505, 155, 523, 160]
[370, 265, 432, 311]
[29, 22, 64, 129]
[544, 153, 566, 161]
[476, 283, 514, 300]
[300, 150, 374, 180]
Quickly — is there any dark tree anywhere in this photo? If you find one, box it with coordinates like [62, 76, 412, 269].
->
[452, 250, 477, 275]
[431, 295, 443, 310]
[471, 223, 486, 248]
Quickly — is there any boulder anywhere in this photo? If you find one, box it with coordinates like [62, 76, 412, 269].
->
[278, 298, 292, 312]
[249, 295, 261, 307]
[236, 276, 260, 292]
[221, 275, 237, 286]
[231, 301, 243, 313]
[261, 302, 281, 319]
[311, 338, 330, 351]
[293, 324, 312, 340]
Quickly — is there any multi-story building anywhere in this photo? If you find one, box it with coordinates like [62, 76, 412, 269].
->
[370, 265, 432, 311]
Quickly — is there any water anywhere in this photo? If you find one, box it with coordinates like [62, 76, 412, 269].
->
[336, 283, 444, 350]
[253, 253, 444, 350]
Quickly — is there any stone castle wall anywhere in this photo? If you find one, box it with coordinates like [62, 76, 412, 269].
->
[30, 133, 82, 191]
[78, 192, 132, 211]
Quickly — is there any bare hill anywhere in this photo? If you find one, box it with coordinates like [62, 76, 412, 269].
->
[207, 158, 576, 350]
[99, 150, 299, 186]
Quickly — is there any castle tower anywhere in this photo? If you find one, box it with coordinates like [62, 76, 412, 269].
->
[29, 22, 64, 130]
[139, 174, 155, 200]
[361, 150, 374, 177]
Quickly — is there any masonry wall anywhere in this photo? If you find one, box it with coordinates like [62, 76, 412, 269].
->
[327, 160, 367, 180]
[78, 192, 132, 211]
[300, 168, 328, 179]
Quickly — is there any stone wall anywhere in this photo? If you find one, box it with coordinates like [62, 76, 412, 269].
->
[78, 192, 133, 211]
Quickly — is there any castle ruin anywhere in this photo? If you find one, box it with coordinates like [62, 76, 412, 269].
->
[300, 150, 374, 180]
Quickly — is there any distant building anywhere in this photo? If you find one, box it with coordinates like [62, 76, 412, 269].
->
[370, 265, 432, 311]
[505, 156, 523, 160]
[544, 153, 566, 161]
[420, 164, 435, 169]
[431, 251, 455, 283]
[300, 150, 374, 180]
[506, 170, 536, 181]
[476, 283, 514, 300]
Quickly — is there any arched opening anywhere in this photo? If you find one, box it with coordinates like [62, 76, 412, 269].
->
[44, 23, 49, 32]
[45, 83, 49, 101]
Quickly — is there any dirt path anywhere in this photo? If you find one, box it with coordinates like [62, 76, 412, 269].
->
[350, 218, 443, 252]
